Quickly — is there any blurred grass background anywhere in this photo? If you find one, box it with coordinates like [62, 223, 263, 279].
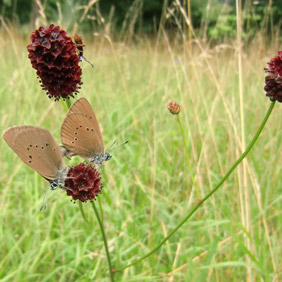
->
[1, 0, 282, 281]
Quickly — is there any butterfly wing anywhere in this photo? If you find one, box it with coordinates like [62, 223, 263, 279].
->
[3, 126, 65, 181]
[60, 113, 105, 160]
[3, 125, 31, 145]
[67, 97, 104, 147]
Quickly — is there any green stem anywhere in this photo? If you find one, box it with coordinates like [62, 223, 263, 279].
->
[66, 98, 72, 109]
[78, 201, 88, 223]
[91, 201, 115, 282]
[177, 114, 199, 198]
[116, 101, 275, 272]
[98, 196, 104, 223]
[60, 97, 68, 113]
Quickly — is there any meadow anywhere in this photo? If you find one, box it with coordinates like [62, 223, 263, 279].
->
[0, 21, 282, 281]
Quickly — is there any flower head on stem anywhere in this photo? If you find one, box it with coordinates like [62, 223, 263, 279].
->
[27, 24, 82, 101]
[64, 163, 102, 202]
[264, 51, 282, 102]
[167, 101, 181, 115]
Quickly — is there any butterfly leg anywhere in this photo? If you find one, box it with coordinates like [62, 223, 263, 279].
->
[60, 146, 76, 160]
[40, 185, 51, 211]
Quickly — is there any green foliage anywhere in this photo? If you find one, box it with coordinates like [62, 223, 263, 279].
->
[1, 0, 33, 23]
[1, 26, 282, 280]
[0, 0, 281, 40]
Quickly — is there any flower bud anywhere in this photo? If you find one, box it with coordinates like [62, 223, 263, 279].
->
[167, 101, 181, 115]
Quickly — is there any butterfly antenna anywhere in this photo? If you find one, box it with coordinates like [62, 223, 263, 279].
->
[81, 56, 94, 68]
[40, 185, 51, 211]
[108, 140, 117, 150]
[109, 141, 129, 152]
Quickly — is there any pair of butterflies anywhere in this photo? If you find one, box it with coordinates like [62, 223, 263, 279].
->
[3, 97, 110, 189]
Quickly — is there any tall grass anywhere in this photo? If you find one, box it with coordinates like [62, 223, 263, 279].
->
[1, 2, 282, 281]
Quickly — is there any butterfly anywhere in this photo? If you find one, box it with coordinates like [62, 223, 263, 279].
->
[3, 125, 67, 190]
[60, 97, 111, 166]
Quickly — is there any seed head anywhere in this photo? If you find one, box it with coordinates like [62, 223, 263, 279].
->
[64, 163, 102, 202]
[264, 51, 282, 102]
[167, 101, 181, 115]
[27, 24, 82, 101]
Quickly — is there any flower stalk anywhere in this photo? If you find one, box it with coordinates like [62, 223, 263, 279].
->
[78, 201, 88, 223]
[66, 98, 72, 109]
[116, 101, 275, 272]
[91, 201, 115, 282]
[62, 98, 113, 280]
[60, 97, 69, 112]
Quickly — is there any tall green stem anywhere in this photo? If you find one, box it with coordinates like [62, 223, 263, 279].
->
[91, 201, 115, 282]
[61, 98, 112, 279]
[116, 101, 275, 272]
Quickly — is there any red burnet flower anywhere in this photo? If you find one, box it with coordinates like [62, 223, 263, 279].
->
[167, 101, 181, 115]
[264, 51, 282, 102]
[64, 163, 102, 202]
[27, 24, 82, 101]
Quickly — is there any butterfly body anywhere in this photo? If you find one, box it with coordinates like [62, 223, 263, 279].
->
[60, 98, 111, 167]
[47, 166, 68, 190]
[60, 146, 111, 166]
[90, 152, 112, 166]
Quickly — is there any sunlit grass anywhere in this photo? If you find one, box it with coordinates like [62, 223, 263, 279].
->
[1, 23, 282, 281]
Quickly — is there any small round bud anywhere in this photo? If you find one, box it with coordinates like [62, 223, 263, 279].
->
[167, 101, 181, 115]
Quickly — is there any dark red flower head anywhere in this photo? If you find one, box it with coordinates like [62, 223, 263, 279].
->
[264, 51, 282, 102]
[64, 163, 102, 202]
[27, 24, 82, 101]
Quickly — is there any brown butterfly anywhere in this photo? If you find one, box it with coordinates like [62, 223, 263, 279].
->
[60, 97, 111, 166]
[3, 126, 67, 190]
